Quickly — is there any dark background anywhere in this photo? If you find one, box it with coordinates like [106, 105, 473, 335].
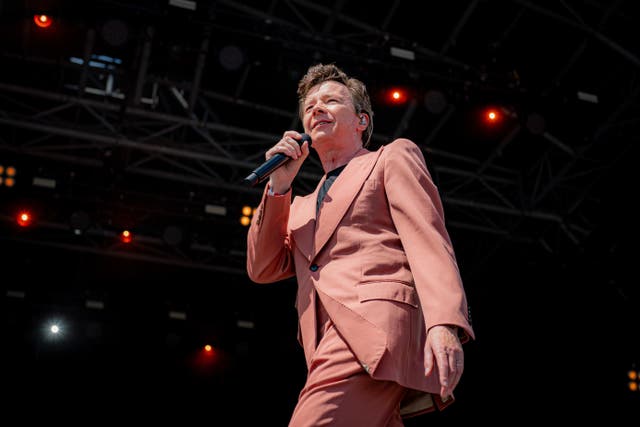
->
[1, 1, 638, 424]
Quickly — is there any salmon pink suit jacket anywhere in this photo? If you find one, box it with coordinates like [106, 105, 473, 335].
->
[247, 138, 475, 416]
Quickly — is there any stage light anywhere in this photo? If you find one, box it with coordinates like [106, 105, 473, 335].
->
[387, 88, 409, 105]
[163, 225, 184, 246]
[33, 176, 56, 189]
[577, 91, 598, 104]
[168, 310, 187, 320]
[169, 0, 196, 11]
[199, 343, 217, 362]
[526, 112, 546, 135]
[205, 204, 227, 216]
[627, 367, 639, 392]
[191, 342, 220, 374]
[33, 14, 53, 29]
[69, 210, 91, 234]
[85, 300, 105, 310]
[485, 108, 500, 123]
[101, 19, 129, 47]
[16, 210, 33, 227]
[42, 317, 68, 341]
[120, 230, 132, 244]
[240, 205, 256, 226]
[424, 90, 448, 114]
[389, 46, 415, 61]
[237, 319, 255, 329]
[219, 45, 245, 71]
[1, 165, 17, 187]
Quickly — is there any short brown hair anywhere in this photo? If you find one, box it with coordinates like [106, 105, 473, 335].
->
[297, 63, 374, 147]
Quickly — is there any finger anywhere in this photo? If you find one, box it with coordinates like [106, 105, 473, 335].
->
[300, 140, 310, 158]
[284, 136, 308, 159]
[290, 136, 303, 158]
[435, 351, 451, 397]
[424, 348, 434, 376]
[449, 359, 463, 395]
[269, 140, 298, 160]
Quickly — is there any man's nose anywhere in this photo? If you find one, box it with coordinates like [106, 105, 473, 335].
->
[311, 102, 327, 114]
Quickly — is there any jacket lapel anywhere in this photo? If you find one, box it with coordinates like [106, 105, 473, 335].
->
[289, 176, 325, 260]
[313, 146, 383, 259]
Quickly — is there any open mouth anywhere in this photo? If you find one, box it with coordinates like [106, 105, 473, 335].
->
[313, 120, 332, 129]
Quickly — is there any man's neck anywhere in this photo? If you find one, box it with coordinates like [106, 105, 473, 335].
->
[317, 144, 363, 173]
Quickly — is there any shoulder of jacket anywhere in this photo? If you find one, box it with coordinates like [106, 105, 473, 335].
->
[381, 138, 418, 156]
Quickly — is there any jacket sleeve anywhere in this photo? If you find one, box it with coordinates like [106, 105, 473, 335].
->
[383, 139, 474, 342]
[246, 185, 296, 284]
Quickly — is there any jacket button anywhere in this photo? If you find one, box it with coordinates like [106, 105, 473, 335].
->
[309, 264, 319, 272]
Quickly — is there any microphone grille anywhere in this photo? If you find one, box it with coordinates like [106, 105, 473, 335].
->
[299, 133, 312, 145]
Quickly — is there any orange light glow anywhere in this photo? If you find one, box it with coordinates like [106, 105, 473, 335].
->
[192, 344, 220, 375]
[120, 230, 132, 243]
[17, 211, 33, 227]
[33, 14, 52, 28]
[629, 382, 638, 391]
[629, 370, 638, 380]
[241, 206, 252, 216]
[387, 88, 408, 104]
[240, 216, 251, 226]
[486, 109, 499, 122]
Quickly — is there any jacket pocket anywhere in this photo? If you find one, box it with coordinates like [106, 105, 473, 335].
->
[356, 280, 418, 308]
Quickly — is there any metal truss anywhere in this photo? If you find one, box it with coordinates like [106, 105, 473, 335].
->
[1, 0, 638, 274]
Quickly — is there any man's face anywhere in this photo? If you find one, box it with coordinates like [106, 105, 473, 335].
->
[302, 81, 360, 146]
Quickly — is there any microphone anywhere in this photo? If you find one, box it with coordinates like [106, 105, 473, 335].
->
[243, 133, 312, 187]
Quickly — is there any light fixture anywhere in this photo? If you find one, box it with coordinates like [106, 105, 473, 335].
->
[33, 14, 53, 29]
[205, 204, 227, 216]
[219, 45, 245, 71]
[168, 0, 196, 11]
[69, 210, 91, 234]
[163, 225, 184, 246]
[120, 230, 132, 244]
[526, 112, 546, 135]
[424, 90, 447, 114]
[16, 210, 33, 227]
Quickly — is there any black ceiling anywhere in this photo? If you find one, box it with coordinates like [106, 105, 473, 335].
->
[1, 0, 639, 422]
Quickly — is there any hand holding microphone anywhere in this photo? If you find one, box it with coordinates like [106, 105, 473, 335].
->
[243, 132, 312, 191]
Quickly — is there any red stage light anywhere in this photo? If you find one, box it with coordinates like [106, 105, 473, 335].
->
[190, 343, 220, 375]
[485, 108, 500, 123]
[33, 14, 53, 29]
[387, 88, 408, 105]
[17, 210, 33, 227]
[120, 230, 132, 243]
